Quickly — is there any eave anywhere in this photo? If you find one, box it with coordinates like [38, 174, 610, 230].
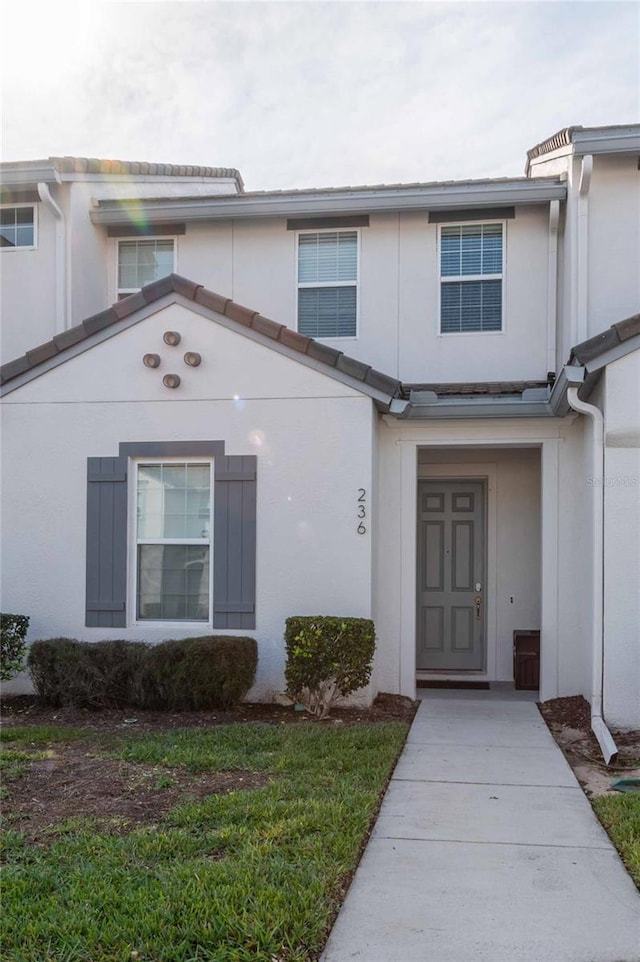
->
[90, 178, 567, 226]
[0, 161, 60, 188]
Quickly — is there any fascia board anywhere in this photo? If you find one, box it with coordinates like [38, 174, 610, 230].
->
[0, 163, 60, 187]
[401, 400, 555, 419]
[571, 129, 640, 155]
[90, 180, 567, 225]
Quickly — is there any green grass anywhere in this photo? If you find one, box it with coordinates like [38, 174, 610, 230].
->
[0, 721, 409, 962]
[0, 725, 90, 744]
[592, 793, 640, 888]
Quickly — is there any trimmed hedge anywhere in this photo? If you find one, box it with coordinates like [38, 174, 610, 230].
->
[145, 636, 258, 710]
[1, 613, 30, 681]
[27, 639, 148, 708]
[27, 636, 257, 710]
[285, 616, 376, 718]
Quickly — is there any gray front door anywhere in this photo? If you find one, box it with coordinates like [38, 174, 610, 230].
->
[417, 480, 486, 670]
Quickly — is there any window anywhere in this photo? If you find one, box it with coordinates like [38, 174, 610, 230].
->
[135, 461, 212, 621]
[85, 442, 256, 630]
[440, 223, 503, 333]
[297, 230, 358, 337]
[117, 238, 175, 297]
[0, 205, 35, 249]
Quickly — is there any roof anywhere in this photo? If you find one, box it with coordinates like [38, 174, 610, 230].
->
[91, 176, 566, 226]
[0, 274, 401, 403]
[0, 157, 245, 192]
[525, 124, 640, 174]
[570, 314, 640, 366]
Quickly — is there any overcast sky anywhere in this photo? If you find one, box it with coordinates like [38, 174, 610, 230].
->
[1, 1, 638, 190]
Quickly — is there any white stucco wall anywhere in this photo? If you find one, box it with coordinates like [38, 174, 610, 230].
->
[1, 301, 377, 700]
[603, 351, 640, 728]
[587, 156, 640, 335]
[0, 200, 58, 362]
[3, 191, 553, 391]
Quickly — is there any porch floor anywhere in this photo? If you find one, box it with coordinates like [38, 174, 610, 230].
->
[321, 693, 640, 962]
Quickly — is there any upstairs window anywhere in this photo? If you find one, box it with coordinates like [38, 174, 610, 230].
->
[297, 230, 358, 338]
[117, 238, 175, 298]
[440, 223, 503, 333]
[0, 205, 35, 249]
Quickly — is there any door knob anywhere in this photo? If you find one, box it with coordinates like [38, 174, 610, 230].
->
[474, 595, 482, 620]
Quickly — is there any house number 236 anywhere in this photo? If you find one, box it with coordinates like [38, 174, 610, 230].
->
[357, 488, 367, 534]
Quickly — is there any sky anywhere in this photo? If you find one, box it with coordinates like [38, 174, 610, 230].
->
[1, 0, 638, 191]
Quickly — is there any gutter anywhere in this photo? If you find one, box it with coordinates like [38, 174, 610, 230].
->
[566, 386, 618, 764]
[90, 179, 567, 225]
[37, 183, 68, 333]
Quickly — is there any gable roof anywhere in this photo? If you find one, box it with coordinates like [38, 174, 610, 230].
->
[570, 314, 640, 367]
[0, 274, 401, 404]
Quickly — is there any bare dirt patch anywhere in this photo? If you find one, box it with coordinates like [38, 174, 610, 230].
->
[1, 693, 416, 845]
[540, 695, 640, 796]
[2, 741, 269, 844]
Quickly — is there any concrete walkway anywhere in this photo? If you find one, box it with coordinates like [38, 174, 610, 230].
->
[322, 691, 640, 962]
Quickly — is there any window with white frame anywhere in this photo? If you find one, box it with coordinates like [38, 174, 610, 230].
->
[117, 238, 175, 298]
[135, 461, 212, 621]
[297, 230, 358, 337]
[440, 223, 503, 333]
[0, 205, 35, 249]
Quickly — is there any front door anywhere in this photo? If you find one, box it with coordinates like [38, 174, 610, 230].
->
[417, 479, 486, 670]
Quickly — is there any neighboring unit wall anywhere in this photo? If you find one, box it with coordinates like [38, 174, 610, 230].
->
[0, 302, 376, 700]
[587, 156, 640, 335]
[603, 351, 640, 728]
[0, 200, 58, 361]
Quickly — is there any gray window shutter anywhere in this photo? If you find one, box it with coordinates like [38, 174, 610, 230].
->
[86, 457, 128, 627]
[214, 455, 257, 629]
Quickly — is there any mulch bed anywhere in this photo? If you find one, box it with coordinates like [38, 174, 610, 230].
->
[540, 695, 640, 764]
[1, 692, 417, 733]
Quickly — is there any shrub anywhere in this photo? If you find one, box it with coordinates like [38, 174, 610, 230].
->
[145, 636, 257, 710]
[28, 638, 82, 706]
[27, 636, 258, 711]
[285, 616, 376, 719]
[27, 638, 148, 708]
[0, 613, 30, 681]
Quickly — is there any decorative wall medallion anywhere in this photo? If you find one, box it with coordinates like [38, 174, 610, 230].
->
[163, 330, 181, 346]
[184, 352, 202, 367]
[143, 353, 161, 368]
[163, 374, 181, 389]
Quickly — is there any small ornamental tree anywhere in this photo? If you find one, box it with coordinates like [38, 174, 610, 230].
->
[0, 613, 30, 681]
[285, 616, 375, 719]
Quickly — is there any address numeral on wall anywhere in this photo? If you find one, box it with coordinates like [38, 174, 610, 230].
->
[357, 488, 367, 534]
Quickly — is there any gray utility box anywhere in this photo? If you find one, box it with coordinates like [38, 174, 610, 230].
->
[513, 630, 540, 691]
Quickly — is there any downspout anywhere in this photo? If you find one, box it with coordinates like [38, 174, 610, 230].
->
[37, 182, 67, 334]
[566, 386, 618, 763]
[576, 155, 592, 344]
[546, 200, 559, 376]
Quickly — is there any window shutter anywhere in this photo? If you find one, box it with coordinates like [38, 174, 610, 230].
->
[85, 457, 128, 627]
[213, 455, 257, 629]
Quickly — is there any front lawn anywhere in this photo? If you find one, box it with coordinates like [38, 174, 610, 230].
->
[0, 719, 409, 962]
